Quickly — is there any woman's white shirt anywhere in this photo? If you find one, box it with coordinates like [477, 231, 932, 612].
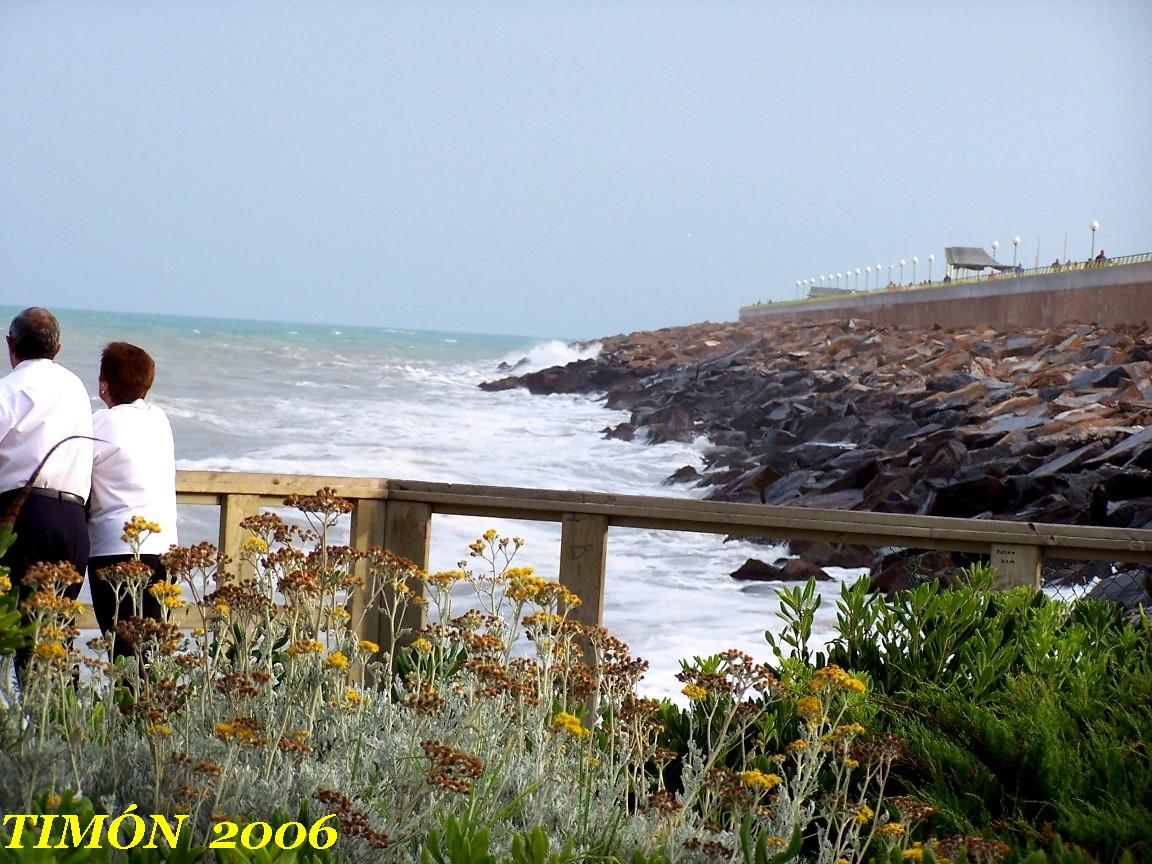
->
[89, 399, 178, 557]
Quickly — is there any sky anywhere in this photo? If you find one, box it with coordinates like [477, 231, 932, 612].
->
[2, 1, 1150, 340]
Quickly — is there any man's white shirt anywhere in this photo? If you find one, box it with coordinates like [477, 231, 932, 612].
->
[0, 358, 94, 497]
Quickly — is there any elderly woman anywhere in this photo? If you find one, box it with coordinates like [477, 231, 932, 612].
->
[87, 342, 178, 657]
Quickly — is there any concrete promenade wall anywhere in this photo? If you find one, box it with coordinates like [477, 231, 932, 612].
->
[739, 260, 1152, 330]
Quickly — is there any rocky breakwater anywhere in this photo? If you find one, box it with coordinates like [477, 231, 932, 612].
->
[482, 319, 1152, 591]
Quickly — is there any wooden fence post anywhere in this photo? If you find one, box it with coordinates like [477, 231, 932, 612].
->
[559, 513, 608, 629]
[349, 498, 387, 665]
[990, 544, 1041, 589]
[218, 493, 261, 578]
[560, 512, 609, 723]
[379, 501, 431, 645]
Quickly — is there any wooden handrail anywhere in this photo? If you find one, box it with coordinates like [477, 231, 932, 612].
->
[72, 469, 1152, 634]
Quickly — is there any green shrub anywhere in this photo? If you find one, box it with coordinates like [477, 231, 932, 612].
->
[821, 572, 1152, 861]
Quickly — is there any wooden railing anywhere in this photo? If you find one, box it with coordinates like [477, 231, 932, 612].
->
[75, 470, 1152, 637]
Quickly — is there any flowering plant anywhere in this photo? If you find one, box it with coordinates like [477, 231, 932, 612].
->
[1, 490, 913, 863]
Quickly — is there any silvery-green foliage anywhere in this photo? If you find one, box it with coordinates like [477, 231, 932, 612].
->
[0, 505, 897, 863]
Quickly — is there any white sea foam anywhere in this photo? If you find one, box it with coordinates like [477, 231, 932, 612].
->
[499, 339, 603, 374]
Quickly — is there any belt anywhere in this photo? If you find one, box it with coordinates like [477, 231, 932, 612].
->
[26, 486, 86, 507]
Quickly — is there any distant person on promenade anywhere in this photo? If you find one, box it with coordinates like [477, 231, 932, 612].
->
[1052, 258, 1062, 270]
[0, 307, 94, 670]
[87, 342, 178, 659]
[1095, 250, 1107, 262]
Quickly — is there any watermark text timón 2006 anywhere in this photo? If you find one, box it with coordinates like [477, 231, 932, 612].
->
[2, 808, 339, 851]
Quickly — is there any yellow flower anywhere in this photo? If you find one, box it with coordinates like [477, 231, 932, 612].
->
[0, 574, 11, 593]
[286, 639, 324, 656]
[34, 641, 68, 661]
[902, 845, 924, 861]
[838, 859, 850, 864]
[856, 804, 875, 825]
[681, 684, 709, 702]
[811, 665, 867, 694]
[241, 536, 269, 555]
[786, 738, 809, 753]
[149, 582, 185, 608]
[147, 723, 173, 738]
[356, 639, 380, 653]
[831, 722, 867, 740]
[877, 823, 906, 837]
[344, 688, 365, 704]
[411, 637, 433, 653]
[45, 795, 62, 811]
[796, 695, 821, 719]
[426, 570, 463, 588]
[552, 711, 590, 739]
[482, 529, 498, 542]
[739, 769, 783, 791]
[121, 516, 162, 543]
[323, 651, 349, 670]
[507, 574, 549, 602]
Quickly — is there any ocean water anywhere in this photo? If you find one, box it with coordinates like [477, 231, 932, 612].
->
[3, 305, 858, 699]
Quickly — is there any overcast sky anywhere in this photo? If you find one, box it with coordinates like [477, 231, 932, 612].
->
[2, 1, 1149, 339]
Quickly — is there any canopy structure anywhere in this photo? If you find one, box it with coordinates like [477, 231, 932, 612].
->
[945, 247, 1015, 272]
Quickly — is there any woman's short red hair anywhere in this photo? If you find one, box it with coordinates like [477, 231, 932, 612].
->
[100, 342, 156, 405]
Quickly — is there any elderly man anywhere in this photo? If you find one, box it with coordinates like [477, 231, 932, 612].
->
[1, 308, 94, 662]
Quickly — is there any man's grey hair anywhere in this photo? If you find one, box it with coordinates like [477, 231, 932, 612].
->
[8, 307, 61, 360]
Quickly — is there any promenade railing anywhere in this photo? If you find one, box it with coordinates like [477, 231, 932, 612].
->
[75, 470, 1152, 643]
[741, 251, 1152, 313]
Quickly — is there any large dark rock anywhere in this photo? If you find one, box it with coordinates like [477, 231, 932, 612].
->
[730, 558, 786, 582]
[780, 559, 831, 581]
[729, 557, 829, 582]
[479, 319, 1152, 544]
[663, 465, 702, 486]
[1085, 569, 1152, 612]
[869, 548, 956, 594]
[788, 539, 873, 568]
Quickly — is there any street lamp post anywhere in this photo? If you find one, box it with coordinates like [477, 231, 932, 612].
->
[912, 256, 918, 283]
[837, 272, 843, 290]
[899, 259, 906, 285]
[1090, 220, 1100, 258]
[865, 266, 872, 289]
[992, 240, 1000, 262]
[928, 253, 935, 283]
[1013, 236, 1021, 268]
[877, 264, 883, 289]
[855, 268, 861, 290]
[887, 264, 893, 286]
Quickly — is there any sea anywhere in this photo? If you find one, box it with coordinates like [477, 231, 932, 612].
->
[3, 305, 862, 700]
